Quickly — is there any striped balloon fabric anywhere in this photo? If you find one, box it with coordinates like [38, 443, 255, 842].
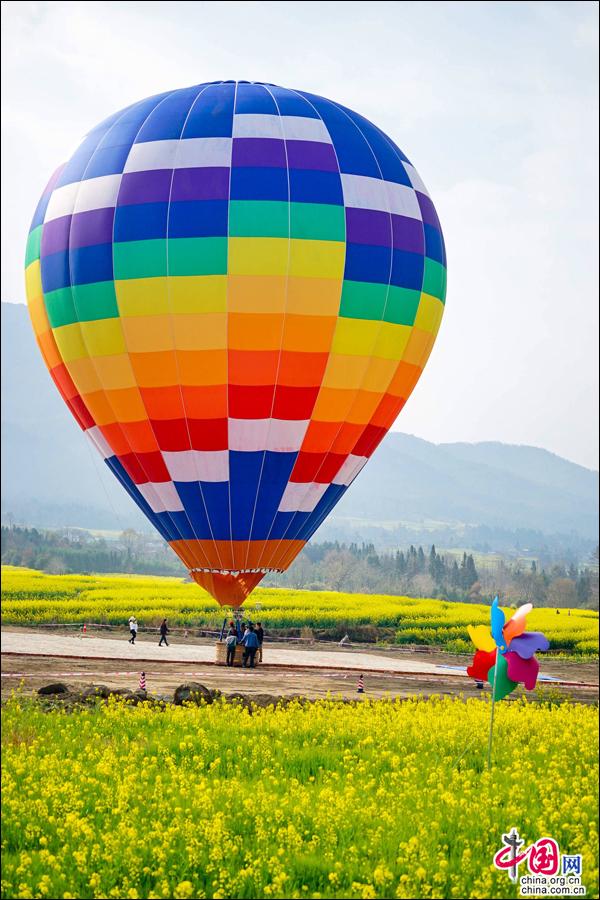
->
[25, 81, 446, 606]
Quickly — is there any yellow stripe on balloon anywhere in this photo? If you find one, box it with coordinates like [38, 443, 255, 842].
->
[415, 293, 444, 334]
[288, 240, 345, 279]
[79, 318, 127, 358]
[228, 238, 289, 276]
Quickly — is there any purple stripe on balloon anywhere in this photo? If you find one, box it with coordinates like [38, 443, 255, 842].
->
[417, 192, 440, 229]
[41, 214, 72, 257]
[286, 140, 338, 171]
[346, 208, 391, 246]
[345, 208, 425, 254]
[42, 207, 116, 256]
[392, 215, 425, 254]
[232, 137, 287, 168]
[119, 169, 172, 205]
[171, 167, 230, 201]
[70, 207, 115, 249]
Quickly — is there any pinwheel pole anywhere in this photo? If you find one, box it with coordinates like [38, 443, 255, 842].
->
[487, 659, 499, 770]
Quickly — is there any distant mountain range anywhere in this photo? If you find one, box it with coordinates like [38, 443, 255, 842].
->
[2, 302, 598, 554]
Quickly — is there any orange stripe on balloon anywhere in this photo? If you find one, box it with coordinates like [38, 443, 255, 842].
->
[170, 538, 305, 574]
[228, 349, 280, 385]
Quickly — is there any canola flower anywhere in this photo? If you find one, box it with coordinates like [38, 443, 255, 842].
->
[1, 695, 598, 899]
[1, 566, 597, 656]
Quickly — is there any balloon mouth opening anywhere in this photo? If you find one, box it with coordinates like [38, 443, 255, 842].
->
[190, 570, 270, 607]
[190, 567, 283, 575]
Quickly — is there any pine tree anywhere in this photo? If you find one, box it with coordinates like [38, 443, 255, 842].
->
[429, 545, 437, 579]
[395, 551, 406, 574]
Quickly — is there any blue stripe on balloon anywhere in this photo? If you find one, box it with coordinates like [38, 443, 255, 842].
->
[40, 249, 71, 293]
[266, 510, 310, 541]
[168, 200, 229, 238]
[301, 94, 380, 178]
[230, 166, 288, 201]
[182, 83, 235, 138]
[229, 451, 265, 540]
[105, 456, 174, 543]
[171, 482, 213, 535]
[114, 202, 169, 242]
[134, 86, 206, 142]
[390, 249, 425, 291]
[288, 169, 343, 205]
[70, 243, 114, 286]
[295, 483, 347, 541]
[267, 85, 320, 117]
[234, 82, 279, 115]
[247, 451, 298, 538]
[55, 132, 113, 189]
[344, 242, 392, 284]
[423, 223, 445, 265]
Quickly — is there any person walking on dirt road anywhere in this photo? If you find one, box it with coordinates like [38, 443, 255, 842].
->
[128, 616, 138, 644]
[158, 618, 169, 647]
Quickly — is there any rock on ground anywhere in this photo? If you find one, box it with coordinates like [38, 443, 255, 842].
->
[173, 682, 213, 705]
[37, 682, 69, 695]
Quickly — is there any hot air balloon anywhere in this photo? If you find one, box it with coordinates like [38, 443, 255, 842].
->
[24, 81, 447, 607]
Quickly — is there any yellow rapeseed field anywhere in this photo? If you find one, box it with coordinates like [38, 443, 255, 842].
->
[1, 695, 597, 899]
[1, 566, 597, 656]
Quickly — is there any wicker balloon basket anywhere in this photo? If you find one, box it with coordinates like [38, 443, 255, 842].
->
[215, 641, 261, 667]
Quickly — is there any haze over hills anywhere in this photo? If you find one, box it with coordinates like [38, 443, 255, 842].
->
[2, 302, 598, 555]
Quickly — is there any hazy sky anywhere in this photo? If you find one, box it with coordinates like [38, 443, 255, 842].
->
[2, 1, 598, 468]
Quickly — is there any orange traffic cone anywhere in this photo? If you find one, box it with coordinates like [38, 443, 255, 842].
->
[139, 672, 146, 692]
[82, 623, 87, 635]
[357, 674, 365, 694]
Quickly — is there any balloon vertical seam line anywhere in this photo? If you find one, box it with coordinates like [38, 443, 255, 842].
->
[106, 87, 213, 568]
[279, 98, 438, 552]
[251, 86, 349, 572]
[284, 106, 431, 544]
[262, 90, 397, 566]
[62, 90, 192, 552]
[161, 82, 226, 572]
[224, 80, 241, 575]
[241, 83, 294, 573]
[373, 127, 433, 411]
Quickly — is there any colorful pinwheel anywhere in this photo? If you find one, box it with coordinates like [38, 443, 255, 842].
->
[467, 597, 550, 699]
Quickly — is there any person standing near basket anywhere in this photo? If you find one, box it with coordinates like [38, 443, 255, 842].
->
[255, 622, 264, 662]
[225, 625, 238, 667]
[240, 624, 259, 668]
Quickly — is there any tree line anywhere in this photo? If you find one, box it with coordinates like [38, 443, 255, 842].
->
[2, 526, 598, 609]
[266, 540, 599, 608]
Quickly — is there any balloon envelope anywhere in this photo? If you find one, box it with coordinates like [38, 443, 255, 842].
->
[24, 81, 446, 606]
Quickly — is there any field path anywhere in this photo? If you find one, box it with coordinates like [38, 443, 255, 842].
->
[2, 629, 463, 677]
[3, 630, 597, 702]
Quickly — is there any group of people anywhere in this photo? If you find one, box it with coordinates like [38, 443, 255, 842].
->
[128, 616, 169, 646]
[225, 621, 264, 668]
[126, 616, 264, 666]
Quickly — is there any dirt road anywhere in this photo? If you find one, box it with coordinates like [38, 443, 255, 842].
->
[2, 629, 597, 703]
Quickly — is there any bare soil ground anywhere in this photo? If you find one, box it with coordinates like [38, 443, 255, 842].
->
[2, 642, 598, 705]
